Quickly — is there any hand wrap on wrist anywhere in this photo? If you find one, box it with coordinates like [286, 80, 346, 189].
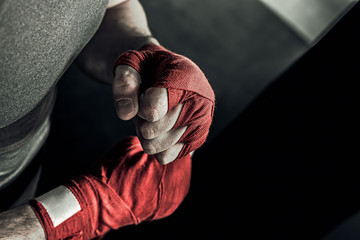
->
[114, 44, 215, 159]
[30, 137, 191, 240]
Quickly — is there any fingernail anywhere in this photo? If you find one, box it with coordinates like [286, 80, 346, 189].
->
[116, 99, 134, 117]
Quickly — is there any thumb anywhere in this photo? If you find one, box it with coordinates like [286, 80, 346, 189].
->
[113, 65, 141, 120]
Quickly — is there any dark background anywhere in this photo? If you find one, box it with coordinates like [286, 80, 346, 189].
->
[32, 1, 360, 239]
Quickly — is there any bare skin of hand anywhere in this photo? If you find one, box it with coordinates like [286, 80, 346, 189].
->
[113, 65, 186, 164]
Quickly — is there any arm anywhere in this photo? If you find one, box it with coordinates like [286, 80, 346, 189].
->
[76, 0, 159, 84]
[78, 0, 214, 164]
[0, 205, 45, 240]
[0, 137, 190, 240]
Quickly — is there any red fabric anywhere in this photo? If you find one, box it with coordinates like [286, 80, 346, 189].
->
[31, 137, 191, 240]
[114, 44, 215, 159]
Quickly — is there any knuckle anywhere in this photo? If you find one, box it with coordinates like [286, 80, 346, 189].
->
[150, 97, 167, 113]
[115, 65, 139, 78]
[155, 154, 168, 165]
[140, 107, 159, 122]
[142, 140, 158, 155]
[114, 75, 138, 92]
[140, 124, 155, 140]
[140, 88, 168, 121]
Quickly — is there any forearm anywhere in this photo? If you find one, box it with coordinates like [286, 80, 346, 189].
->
[0, 205, 45, 240]
[76, 0, 159, 84]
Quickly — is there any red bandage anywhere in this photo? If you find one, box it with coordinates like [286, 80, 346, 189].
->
[114, 44, 215, 159]
[31, 137, 191, 240]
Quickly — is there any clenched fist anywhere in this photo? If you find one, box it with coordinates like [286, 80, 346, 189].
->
[113, 44, 215, 164]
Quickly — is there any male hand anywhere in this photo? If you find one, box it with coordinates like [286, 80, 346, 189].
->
[31, 137, 191, 240]
[113, 44, 215, 164]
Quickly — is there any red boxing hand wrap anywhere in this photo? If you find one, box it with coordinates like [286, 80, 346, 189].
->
[114, 44, 215, 159]
[31, 137, 191, 240]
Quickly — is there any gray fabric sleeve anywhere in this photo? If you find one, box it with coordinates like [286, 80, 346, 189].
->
[0, 0, 108, 128]
[0, 0, 108, 188]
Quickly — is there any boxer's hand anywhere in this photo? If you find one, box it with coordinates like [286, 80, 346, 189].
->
[113, 44, 215, 164]
[31, 137, 191, 240]
[113, 66, 186, 164]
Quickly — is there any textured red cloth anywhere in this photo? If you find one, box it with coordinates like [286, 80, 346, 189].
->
[114, 44, 215, 159]
[31, 137, 191, 240]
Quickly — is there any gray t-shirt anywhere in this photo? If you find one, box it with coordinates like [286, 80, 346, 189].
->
[0, 0, 108, 189]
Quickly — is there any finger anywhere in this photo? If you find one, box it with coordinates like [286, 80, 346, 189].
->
[134, 103, 183, 140]
[136, 126, 187, 155]
[137, 87, 168, 122]
[154, 143, 185, 165]
[113, 65, 141, 120]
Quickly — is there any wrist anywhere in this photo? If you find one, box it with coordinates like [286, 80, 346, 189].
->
[30, 185, 89, 240]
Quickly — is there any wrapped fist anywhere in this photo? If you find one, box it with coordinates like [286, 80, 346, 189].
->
[113, 44, 215, 163]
